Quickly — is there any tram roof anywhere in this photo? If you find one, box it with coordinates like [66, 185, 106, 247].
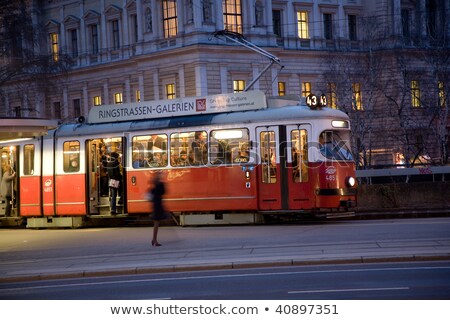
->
[49, 105, 349, 138]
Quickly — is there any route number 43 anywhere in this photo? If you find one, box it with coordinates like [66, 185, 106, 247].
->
[306, 94, 327, 109]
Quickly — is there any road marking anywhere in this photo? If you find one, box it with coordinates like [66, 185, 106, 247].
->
[288, 287, 410, 294]
[1, 264, 449, 292]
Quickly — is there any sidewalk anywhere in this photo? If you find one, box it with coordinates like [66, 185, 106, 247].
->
[1, 218, 450, 283]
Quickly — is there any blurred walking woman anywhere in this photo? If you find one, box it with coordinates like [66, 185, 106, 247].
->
[150, 171, 168, 246]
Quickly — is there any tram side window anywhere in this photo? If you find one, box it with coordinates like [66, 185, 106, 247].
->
[132, 134, 168, 168]
[170, 131, 207, 166]
[63, 141, 80, 173]
[23, 144, 35, 175]
[260, 131, 277, 183]
[291, 130, 308, 182]
[210, 129, 250, 165]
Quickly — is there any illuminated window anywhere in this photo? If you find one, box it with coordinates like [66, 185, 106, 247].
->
[132, 134, 168, 168]
[93, 96, 102, 106]
[162, 0, 178, 38]
[136, 90, 141, 102]
[411, 80, 421, 108]
[24, 144, 35, 176]
[63, 141, 80, 173]
[209, 128, 250, 165]
[438, 81, 446, 108]
[50, 33, 59, 62]
[327, 82, 337, 109]
[278, 82, 286, 96]
[166, 84, 176, 99]
[297, 11, 309, 39]
[233, 80, 246, 93]
[114, 92, 123, 104]
[352, 83, 363, 110]
[301, 82, 311, 97]
[260, 131, 277, 183]
[223, 0, 242, 34]
[291, 130, 308, 182]
[170, 131, 208, 166]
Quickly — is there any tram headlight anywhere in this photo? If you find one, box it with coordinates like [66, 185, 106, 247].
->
[345, 176, 356, 188]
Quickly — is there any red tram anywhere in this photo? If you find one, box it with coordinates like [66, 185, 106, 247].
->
[0, 91, 356, 227]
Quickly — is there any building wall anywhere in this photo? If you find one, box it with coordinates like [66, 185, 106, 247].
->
[1, 0, 449, 167]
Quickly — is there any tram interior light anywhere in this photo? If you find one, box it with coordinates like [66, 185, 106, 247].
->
[212, 130, 243, 140]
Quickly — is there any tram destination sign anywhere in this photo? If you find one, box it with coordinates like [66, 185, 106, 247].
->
[88, 91, 267, 124]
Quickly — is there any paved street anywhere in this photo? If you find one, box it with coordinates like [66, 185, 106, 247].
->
[0, 217, 449, 282]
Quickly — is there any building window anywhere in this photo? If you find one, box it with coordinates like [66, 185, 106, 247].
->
[327, 82, 337, 109]
[401, 9, 410, 39]
[90, 25, 99, 54]
[301, 82, 311, 97]
[223, 0, 242, 34]
[352, 83, 363, 110]
[323, 13, 333, 40]
[272, 10, 282, 38]
[50, 33, 59, 62]
[166, 84, 176, 99]
[53, 101, 61, 119]
[111, 20, 120, 50]
[438, 81, 446, 108]
[130, 14, 138, 43]
[411, 80, 421, 108]
[136, 90, 141, 102]
[297, 11, 309, 39]
[93, 96, 102, 106]
[278, 82, 286, 96]
[114, 92, 123, 104]
[70, 29, 78, 58]
[162, 0, 178, 38]
[233, 80, 246, 93]
[73, 98, 81, 117]
[348, 15, 357, 41]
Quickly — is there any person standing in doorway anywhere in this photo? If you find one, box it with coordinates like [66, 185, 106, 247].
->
[106, 152, 122, 214]
[150, 171, 168, 246]
[1, 164, 16, 217]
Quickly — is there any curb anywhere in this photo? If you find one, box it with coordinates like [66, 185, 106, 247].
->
[1, 253, 449, 284]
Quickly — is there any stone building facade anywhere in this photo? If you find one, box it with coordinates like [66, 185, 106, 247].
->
[1, 0, 449, 166]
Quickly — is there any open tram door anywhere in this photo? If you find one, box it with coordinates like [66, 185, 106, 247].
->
[86, 137, 125, 216]
[256, 124, 312, 211]
[0, 145, 19, 217]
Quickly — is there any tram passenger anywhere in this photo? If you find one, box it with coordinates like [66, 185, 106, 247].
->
[191, 131, 207, 165]
[106, 152, 122, 214]
[99, 144, 109, 196]
[175, 150, 188, 166]
[1, 164, 16, 217]
[234, 146, 249, 163]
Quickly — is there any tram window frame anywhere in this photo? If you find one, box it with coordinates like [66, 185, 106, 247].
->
[63, 141, 80, 173]
[209, 128, 250, 165]
[170, 130, 208, 167]
[291, 130, 308, 183]
[23, 144, 35, 176]
[132, 134, 168, 168]
[260, 131, 277, 184]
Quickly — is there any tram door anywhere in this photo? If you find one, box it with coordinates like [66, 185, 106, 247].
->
[0, 145, 19, 217]
[86, 138, 124, 215]
[256, 126, 283, 210]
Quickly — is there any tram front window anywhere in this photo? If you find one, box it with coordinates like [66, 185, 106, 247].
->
[319, 131, 353, 161]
